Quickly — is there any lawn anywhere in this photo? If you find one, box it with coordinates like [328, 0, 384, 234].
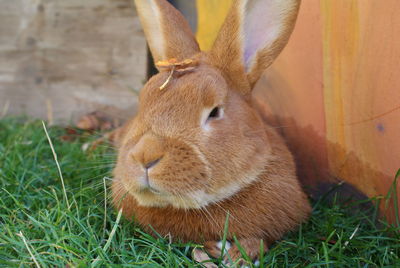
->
[0, 118, 399, 267]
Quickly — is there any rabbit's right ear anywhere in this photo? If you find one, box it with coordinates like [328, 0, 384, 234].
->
[134, 0, 200, 65]
[210, 0, 301, 94]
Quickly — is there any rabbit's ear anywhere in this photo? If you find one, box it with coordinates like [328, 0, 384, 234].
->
[210, 0, 300, 92]
[134, 0, 200, 64]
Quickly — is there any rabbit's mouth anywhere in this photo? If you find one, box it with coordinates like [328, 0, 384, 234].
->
[135, 173, 162, 195]
[130, 187, 211, 209]
[119, 174, 214, 209]
[138, 185, 161, 195]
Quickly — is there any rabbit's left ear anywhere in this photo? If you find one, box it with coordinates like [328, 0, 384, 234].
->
[134, 0, 200, 65]
[210, 0, 301, 93]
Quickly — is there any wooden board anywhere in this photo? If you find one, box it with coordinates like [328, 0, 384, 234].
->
[0, 0, 146, 124]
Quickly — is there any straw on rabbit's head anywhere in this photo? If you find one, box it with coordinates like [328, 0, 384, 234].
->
[113, 0, 301, 209]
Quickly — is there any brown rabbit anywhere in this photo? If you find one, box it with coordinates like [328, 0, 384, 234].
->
[112, 0, 311, 263]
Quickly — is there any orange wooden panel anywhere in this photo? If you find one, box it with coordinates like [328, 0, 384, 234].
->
[320, 0, 400, 220]
[257, 0, 400, 220]
[196, 0, 232, 51]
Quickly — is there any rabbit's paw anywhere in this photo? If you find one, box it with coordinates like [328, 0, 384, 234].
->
[223, 238, 267, 267]
[192, 247, 218, 268]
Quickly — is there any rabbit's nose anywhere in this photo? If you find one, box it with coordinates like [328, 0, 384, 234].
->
[131, 133, 164, 169]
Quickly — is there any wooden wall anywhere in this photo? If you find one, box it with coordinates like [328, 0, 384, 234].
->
[0, 0, 146, 124]
[197, 0, 400, 221]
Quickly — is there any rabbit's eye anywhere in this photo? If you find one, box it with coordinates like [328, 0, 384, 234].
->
[207, 107, 222, 120]
[201, 106, 224, 129]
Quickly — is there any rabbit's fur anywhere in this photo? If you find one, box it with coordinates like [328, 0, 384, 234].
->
[112, 0, 310, 261]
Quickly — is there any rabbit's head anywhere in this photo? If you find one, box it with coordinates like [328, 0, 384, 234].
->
[113, 0, 300, 209]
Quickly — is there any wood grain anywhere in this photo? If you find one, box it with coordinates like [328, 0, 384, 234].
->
[0, 0, 146, 124]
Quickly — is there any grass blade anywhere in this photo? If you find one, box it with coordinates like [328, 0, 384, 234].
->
[42, 121, 70, 209]
[17, 231, 41, 268]
[92, 208, 123, 266]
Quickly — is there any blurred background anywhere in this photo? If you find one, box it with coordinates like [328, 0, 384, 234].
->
[0, 0, 147, 124]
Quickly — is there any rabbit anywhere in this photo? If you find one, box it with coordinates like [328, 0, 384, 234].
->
[111, 0, 311, 263]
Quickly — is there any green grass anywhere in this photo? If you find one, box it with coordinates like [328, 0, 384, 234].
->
[0, 117, 399, 267]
